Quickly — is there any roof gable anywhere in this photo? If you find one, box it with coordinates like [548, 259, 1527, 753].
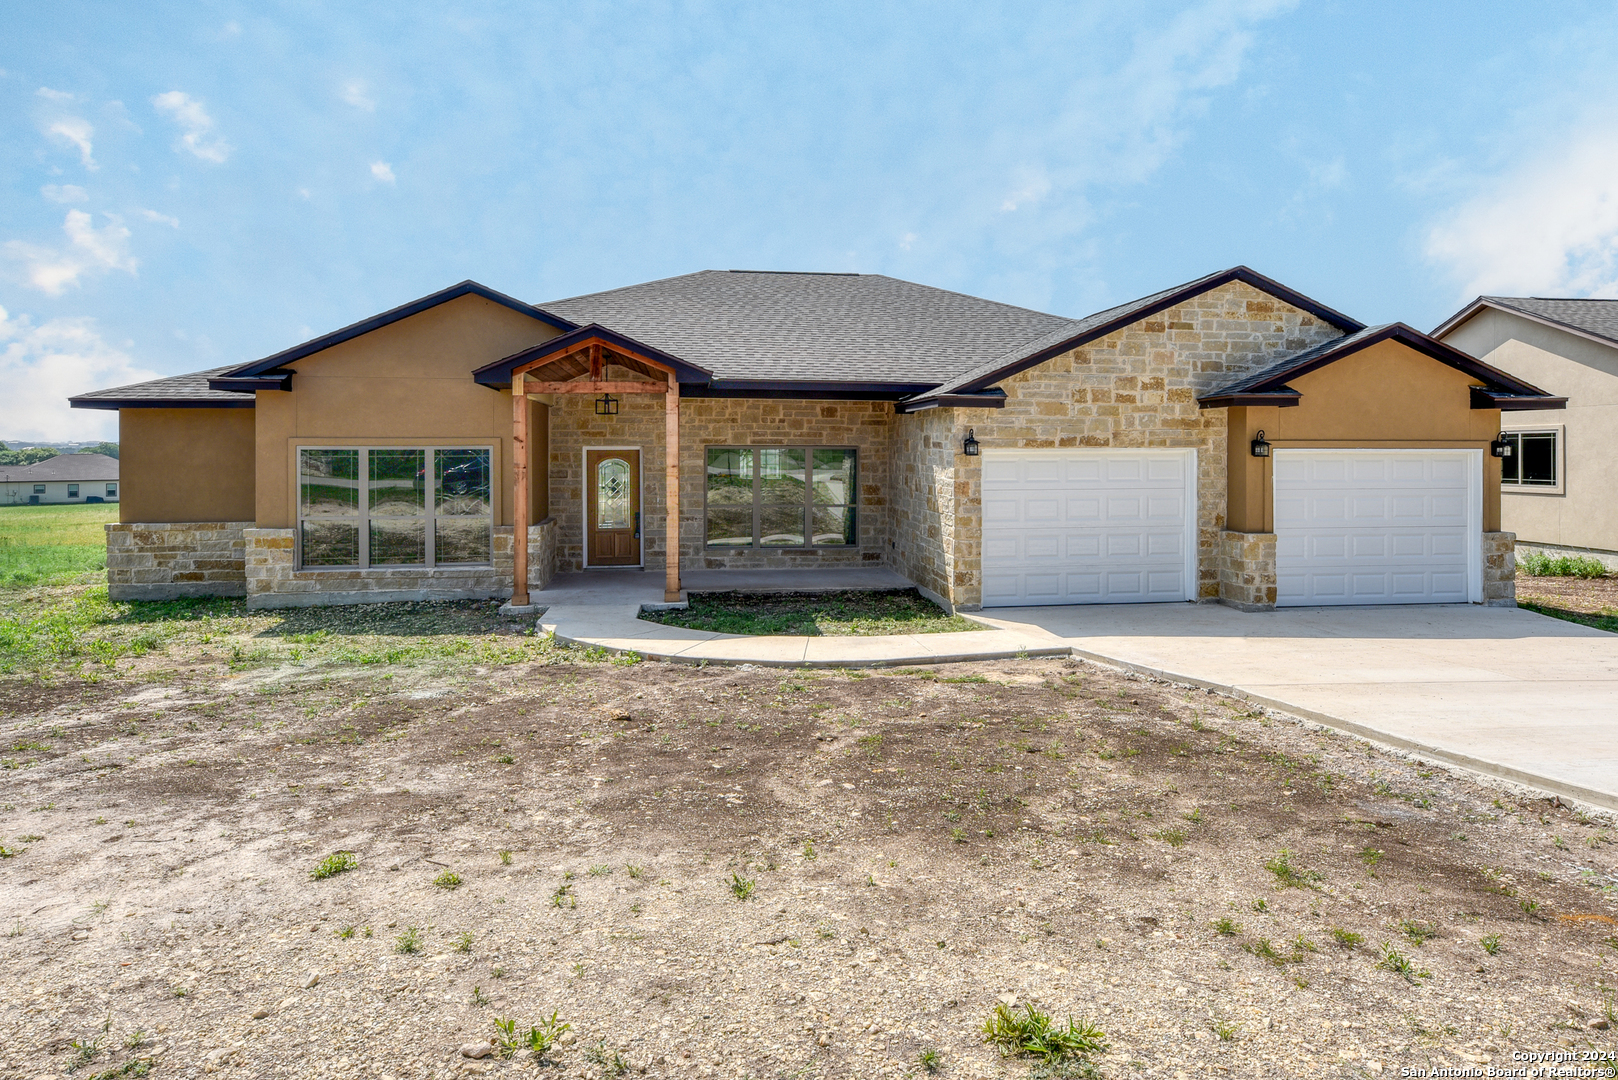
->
[1433, 295, 1618, 352]
[899, 266, 1365, 409]
[1198, 323, 1566, 411]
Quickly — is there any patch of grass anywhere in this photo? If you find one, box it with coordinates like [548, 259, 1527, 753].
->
[729, 871, 756, 900]
[1329, 926, 1364, 948]
[1212, 1020, 1240, 1042]
[1358, 846, 1383, 868]
[584, 1041, 631, 1076]
[588, 863, 613, 877]
[433, 869, 462, 890]
[1152, 826, 1188, 846]
[309, 851, 357, 880]
[1517, 599, 1618, 635]
[453, 930, 474, 953]
[1213, 918, 1241, 936]
[1376, 941, 1430, 983]
[83, 1060, 151, 1080]
[334, 925, 356, 939]
[1266, 849, 1324, 889]
[497, 849, 512, 866]
[982, 1002, 1106, 1065]
[1520, 898, 1545, 919]
[917, 1047, 942, 1073]
[551, 883, 576, 908]
[394, 926, 422, 954]
[1399, 920, 1437, 945]
[1480, 933, 1502, 955]
[0, 504, 117, 589]
[1241, 937, 1287, 965]
[1519, 551, 1610, 578]
[639, 589, 984, 637]
[626, 864, 643, 878]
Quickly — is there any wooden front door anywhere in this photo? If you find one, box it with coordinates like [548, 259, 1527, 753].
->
[586, 449, 641, 566]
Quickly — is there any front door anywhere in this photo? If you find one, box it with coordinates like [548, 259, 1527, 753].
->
[586, 449, 641, 566]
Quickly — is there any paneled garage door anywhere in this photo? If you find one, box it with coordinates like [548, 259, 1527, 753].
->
[1273, 449, 1481, 606]
[981, 449, 1197, 607]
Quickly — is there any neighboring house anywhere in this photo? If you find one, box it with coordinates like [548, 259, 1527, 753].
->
[0, 453, 120, 506]
[1433, 297, 1618, 570]
[70, 268, 1562, 611]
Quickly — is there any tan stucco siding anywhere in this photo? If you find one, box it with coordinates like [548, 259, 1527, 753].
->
[1440, 307, 1614, 552]
[1224, 339, 1504, 533]
[120, 408, 255, 523]
[252, 294, 563, 528]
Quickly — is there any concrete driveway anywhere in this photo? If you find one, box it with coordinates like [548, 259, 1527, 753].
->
[973, 603, 1618, 813]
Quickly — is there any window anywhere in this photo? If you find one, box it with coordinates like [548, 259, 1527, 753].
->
[106, 483, 117, 497]
[704, 447, 856, 548]
[67, 484, 79, 498]
[32, 484, 44, 495]
[1500, 430, 1559, 488]
[297, 447, 492, 568]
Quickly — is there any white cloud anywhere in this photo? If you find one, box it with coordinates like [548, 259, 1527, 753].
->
[46, 117, 97, 170]
[1425, 126, 1618, 298]
[4, 210, 138, 296]
[370, 161, 396, 184]
[1001, 170, 1053, 213]
[35, 86, 73, 102]
[151, 91, 231, 163]
[139, 209, 180, 228]
[0, 306, 158, 442]
[41, 184, 88, 204]
[341, 80, 376, 111]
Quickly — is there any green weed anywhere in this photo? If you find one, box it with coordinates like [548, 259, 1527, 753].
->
[395, 926, 422, 954]
[309, 851, 357, 880]
[1329, 926, 1364, 948]
[433, 869, 462, 890]
[1480, 933, 1502, 955]
[729, 872, 756, 901]
[982, 1002, 1106, 1065]
[1376, 941, 1430, 984]
[1266, 849, 1324, 889]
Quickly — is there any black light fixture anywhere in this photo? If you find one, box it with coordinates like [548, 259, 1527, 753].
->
[1250, 429, 1271, 458]
[962, 428, 980, 456]
[594, 393, 619, 417]
[1490, 432, 1513, 458]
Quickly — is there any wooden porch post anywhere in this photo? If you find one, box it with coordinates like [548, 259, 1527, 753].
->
[665, 370, 681, 602]
[511, 373, 530, 607]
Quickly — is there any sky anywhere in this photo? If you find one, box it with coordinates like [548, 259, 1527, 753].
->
[7, 1, 1618, 441]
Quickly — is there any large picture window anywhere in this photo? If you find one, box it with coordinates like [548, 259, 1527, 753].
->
[1500, 430, 1558, 488]
[298, 447, 492, 568]
[704, 447, 856, 548]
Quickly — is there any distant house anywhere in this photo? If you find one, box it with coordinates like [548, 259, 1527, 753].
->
[0, 453, 120, 506]
[1433, 298, 1618, 569]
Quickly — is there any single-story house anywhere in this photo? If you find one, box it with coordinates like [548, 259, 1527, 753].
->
[1, 452, 119, 506]
[1433, 296, 1618, 570]
[70, 266, 1563, 611]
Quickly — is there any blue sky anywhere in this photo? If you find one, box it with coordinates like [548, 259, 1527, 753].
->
[7, 1, 1618, 440]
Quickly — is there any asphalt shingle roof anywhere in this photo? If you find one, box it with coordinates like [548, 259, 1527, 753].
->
[69, 366, 255, 409]
[538, 271, 1076, 385]
[1477, 296, 1618, 347]
[7, 453, 119, 481]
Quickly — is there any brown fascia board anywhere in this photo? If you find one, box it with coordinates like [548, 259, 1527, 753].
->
[904, 265, 1366, 407]
[222, 281, 578, 379]
[70, 396, 254, 410]
[472, 323, 714, 388]
[1469, 387, 1568, 411]
[893, 390, 1009, 413]
[1432, 296, 1618, 352]
[1194, 388, 1302, 409]
[207, 369, 293, 392]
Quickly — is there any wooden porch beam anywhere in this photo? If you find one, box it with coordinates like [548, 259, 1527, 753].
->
[511, 373, 530, 607]
[665, 369, 681, 602]
[523, 380, 666, 395]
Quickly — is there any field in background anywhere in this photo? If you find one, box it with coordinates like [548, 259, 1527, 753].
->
[0, 503, 117, 589]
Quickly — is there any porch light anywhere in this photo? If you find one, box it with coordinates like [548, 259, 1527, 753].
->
[1250, 430, 1271, 458]
[962, 429, 980, 456]
[594, 393, 619, 417]
[1490, 433, 1512, 458]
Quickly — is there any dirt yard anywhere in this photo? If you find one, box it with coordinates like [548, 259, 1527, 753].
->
[1517, 574, 1618, 623]
[1, 593, 1616, 1080]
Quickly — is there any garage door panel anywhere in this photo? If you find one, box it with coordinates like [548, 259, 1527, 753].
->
[981, 449, 1195, 607]
[1276, 450, 1478, 607]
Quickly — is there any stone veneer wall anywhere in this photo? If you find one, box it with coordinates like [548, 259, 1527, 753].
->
[890, 408, 964, 608]
[243, 519, 556, 609]
[545, 394, 894, 575]
[1217, 530, 1277, 611]
[106, 522, 250, 600]
[1483, 531, 1516, 607]
[939, 281, 1344, 609]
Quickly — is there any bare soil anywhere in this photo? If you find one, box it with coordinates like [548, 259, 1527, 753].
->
[2, 624, 1616, 1080]
[1517, 574, 1618, 618]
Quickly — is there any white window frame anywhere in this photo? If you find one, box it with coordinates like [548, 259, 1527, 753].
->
[702, 445, 860, 551]
[1499, 424, 1565, 496]
[295, 445, 495, 570]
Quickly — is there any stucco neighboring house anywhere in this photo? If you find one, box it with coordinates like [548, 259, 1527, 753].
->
[0, 453, 119, 506]
[69, 268, 1563, 611]
[1433, 297, 1618, 570]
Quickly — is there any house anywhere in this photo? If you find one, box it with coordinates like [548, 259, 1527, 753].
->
[70, 267, 1563, 610]
[1433, 297, 1618, 570]
[0, 453, 120, 506]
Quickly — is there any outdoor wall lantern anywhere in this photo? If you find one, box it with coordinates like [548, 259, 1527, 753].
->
[594, 393, 619, 417]
[1490, 432, 1513, 458]
[962, 428, 980, 456]
[1250, 429, 1271, 458]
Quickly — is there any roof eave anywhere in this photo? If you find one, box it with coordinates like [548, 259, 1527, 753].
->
[1469, 387, 1569, 411]
[1432, 296, 1618, 352]
[69, 396, 256, 410]
[207, 369, 293, 393]
[1196, 389, 1303, 409]
[894, 390, 1010, 413]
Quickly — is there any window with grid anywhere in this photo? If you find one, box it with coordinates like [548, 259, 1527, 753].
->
[704, 447, 856, 548]
[297, 447, 492, 568]
[1500, 430, 1558, 487]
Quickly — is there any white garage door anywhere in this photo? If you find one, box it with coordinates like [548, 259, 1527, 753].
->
[981, 449, 1197, 607]
[1274, 449, 1481, 607]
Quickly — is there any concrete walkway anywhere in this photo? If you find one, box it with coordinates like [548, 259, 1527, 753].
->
[977, 603, 1618, 813]
[533, 570, 1067, 667]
